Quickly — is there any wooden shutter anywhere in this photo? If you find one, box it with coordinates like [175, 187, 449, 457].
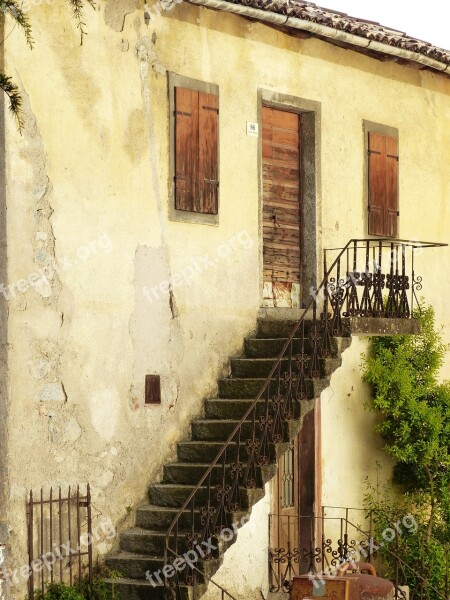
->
[175, 87, 198, 212]
[385, 135, 399, 237]
[174, 86, 219, 215]
[198, 92, 219, 215]
[368, 131, 399, 237]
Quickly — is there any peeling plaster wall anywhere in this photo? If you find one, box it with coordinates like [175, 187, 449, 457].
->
[0, 1, 449, 598]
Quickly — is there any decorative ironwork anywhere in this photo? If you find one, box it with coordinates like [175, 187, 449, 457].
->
[268, 508, 450, 600]
[164, 239, 446, 600]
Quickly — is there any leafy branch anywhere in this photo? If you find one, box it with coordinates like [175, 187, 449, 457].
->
[0, 0, 95, 131]
[0, 73, 23, 130]
[68, 0, 96, 45]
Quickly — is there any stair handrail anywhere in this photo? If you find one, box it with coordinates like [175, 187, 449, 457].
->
[164, 238, 447, 578]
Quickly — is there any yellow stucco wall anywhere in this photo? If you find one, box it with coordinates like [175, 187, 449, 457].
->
[1, 1, 450, 597]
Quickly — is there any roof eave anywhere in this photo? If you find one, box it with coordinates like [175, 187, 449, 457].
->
[187, 0, 450, 76]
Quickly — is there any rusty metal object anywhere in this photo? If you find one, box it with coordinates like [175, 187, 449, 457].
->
[338, 562, 395, 600]
[291, 575, 359, 600]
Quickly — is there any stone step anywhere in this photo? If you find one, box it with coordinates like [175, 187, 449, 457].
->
[244, 336, 351, 358]
[230, 356, 341, 378]
[245, 337, 316, 358]
[136, 506, 203, 531]
[191, 418, 300, 442]
[163, 462, 277, 487]
[164, 463, 222, 485]
[103, 577, 206, 600]
[106, 552, 166, 581]
[148, 484, 264, 509]
[136, 504, 251, 534]
[204, 398, 303, 420]
[120, 528, 188, 557]
[106, 551, 222, 582]
[218, 377, 329, 399]
[178, 441, 246, 463]
[119, 529, 219, 559]
[177, 440, 283, 463]
[256, 317, 352, 339]
[257, 318, 314, 338]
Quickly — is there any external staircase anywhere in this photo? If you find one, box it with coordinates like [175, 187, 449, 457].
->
[103, 238, 442, 600]
[105, 318, 351, 599]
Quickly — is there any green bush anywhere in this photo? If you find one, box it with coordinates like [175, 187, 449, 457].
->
[34, 583, 85, 600]
[364, 476, 448, 599]
[362, 305, 450, 597]
[32, 568, 121, 600]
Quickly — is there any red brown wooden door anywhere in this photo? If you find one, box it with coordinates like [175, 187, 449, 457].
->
[270, 437, 300, 587]
[270, 409, 319, 586]
[262, 107, 302, 308]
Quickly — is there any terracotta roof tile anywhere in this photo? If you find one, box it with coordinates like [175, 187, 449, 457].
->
[220, 0, 450, 67]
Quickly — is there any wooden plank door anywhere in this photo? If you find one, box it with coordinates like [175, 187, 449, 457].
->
[270, 408, 319, 585]
[270, 437, 300, 587]
[262, 106, 302, 308]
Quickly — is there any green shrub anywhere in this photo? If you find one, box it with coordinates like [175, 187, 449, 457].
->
[34, 583, 85, 600]
[32, 568, 121, 600]
[362, 305, 450, 597]
[364, 476, 448, 599]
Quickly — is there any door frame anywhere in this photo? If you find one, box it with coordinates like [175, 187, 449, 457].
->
[257, 89, 322, 309]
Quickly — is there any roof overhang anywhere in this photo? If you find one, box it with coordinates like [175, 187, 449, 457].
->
[187, 0, 450, 77]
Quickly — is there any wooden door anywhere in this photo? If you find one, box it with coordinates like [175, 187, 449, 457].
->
[271, 437, 300, 586]
[262, 106, 302, 308]
[270, 407, 320, 587]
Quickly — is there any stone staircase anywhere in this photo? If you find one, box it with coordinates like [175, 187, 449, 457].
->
[105, 318, 351, 599]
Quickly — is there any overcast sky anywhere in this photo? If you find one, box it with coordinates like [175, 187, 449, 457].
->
[321, 1, 450, 50]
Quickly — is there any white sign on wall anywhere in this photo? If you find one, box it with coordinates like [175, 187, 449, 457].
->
[246, 122, 259, 137]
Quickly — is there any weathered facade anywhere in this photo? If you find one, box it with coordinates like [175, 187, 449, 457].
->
[0, 0, 449, 598]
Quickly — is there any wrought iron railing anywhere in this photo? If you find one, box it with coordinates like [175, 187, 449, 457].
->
[268, 509, 450, 600]
[270, 506, 386, 591]
[164, 239, 446, 598]
[269, 507, 371, 591]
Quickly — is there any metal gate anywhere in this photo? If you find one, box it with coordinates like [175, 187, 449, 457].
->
[27, 485, 93, 598]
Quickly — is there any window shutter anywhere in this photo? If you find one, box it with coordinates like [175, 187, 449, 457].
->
[198, 91, 219, 215]
[385, 135, 399, 237]
[368, 131, 399, 237]
[174, 87, 199, 212]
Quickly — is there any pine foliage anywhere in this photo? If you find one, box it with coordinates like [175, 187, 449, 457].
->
[0, 0, 95, 131]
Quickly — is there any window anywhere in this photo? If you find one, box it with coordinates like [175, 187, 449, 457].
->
[169, 74, 219, 222]
[367, 126, 399, 237]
